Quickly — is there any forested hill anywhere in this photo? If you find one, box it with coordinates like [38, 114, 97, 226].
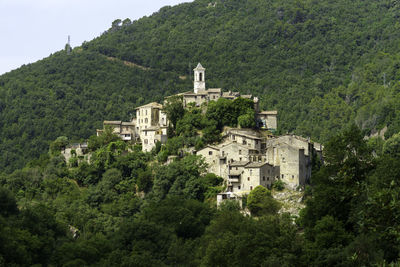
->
[2, 0, 400, 172]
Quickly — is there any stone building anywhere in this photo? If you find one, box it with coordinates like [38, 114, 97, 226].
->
[258, 110, 278, 131]
[96, 120, 137, 141]
[97, 102, 168, 152]
[99, 62, 278, 152]
[197, 129, 319, 193]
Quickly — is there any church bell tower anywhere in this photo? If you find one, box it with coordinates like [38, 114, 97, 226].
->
[193, 63, 206, 93]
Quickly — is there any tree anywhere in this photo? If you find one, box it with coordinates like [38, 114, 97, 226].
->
[0, 187, 18, 216]
[238, 109, 256, 128]
[247, 186, 280, 216]
[383, 132, 400, 158]
[163, 95, 184, 129]
[49, 136, 68, 155]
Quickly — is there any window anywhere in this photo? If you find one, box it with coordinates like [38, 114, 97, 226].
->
[267, 177, 270, 181]
[145, 110, 147, 115]
[239, 157, 242, 161]
[292, 175, 294, 179]
[144, 139, 148, 144]
[250, 169, 252, 175]
[232, 135, 235, 140]
[238, 186, 241, 190]
[199, 72, 203, 81]
[209, 151, 213, 155]
[239, 150, 242, 155]
[145, 131, 147, 136]
[247, 177, 250, 181]
[256, 140, 259, 145]
[145, 118, 148, 123]
[282, 174, 284, 178]
[263, 176, 265, 181]
[250, 186, 253, 190]
[236, 167, 238, 170]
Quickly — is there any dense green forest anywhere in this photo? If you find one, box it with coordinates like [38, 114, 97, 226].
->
[2, 0, 400, 171]
[1, 125, 400, 266]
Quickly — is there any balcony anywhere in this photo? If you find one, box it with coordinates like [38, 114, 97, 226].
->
[228, 174, 240, 183]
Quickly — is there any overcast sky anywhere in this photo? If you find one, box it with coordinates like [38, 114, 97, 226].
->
[0, 0, 192, 75]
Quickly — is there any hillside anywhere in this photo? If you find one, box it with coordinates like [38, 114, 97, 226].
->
[2, 0, 400, 171]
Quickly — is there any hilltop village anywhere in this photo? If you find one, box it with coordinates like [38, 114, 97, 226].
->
[96, 63, 323, 198]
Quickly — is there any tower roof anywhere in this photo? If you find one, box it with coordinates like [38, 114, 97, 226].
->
[193, 63, 205, 71]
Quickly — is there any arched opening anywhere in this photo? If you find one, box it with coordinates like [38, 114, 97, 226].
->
[199, 72, 203, 81]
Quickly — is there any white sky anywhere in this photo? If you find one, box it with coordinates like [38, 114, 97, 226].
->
[0, 0, 192, 75]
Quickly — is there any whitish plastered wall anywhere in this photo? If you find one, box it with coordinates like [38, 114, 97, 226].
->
[159, 110, 168, 127]
[197, 146, 221, 175]
[141, 130, 158, 152]
[136, 106, 161, 131]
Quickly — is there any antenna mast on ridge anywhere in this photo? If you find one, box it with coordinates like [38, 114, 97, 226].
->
[66, 35, 72, 55]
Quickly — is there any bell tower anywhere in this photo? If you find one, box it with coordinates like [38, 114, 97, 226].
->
[193, 63, 205, 93]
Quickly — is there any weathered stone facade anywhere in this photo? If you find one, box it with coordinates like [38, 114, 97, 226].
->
[99, 62, 278, 152]
[197, 129, 320, 193]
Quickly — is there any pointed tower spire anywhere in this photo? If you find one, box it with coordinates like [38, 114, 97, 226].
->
[193, 63, 206, 93]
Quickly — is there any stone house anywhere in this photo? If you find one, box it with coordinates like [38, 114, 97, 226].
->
[264, 135, 313, 189]
[257, 110, 278, 131]
[96, 120, 137, 141]
[197, 129, 319, 193]
[99, 62, 278, 153]
[97, 102, 168, 152]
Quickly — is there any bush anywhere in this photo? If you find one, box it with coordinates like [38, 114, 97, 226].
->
[272, 180, 286, 191]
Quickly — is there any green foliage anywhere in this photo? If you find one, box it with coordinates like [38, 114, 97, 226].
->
[0, 187, 18, 216]
[4, 1, 400, 265]
[383, 132, 400, 158]
[163, 95, 185, 128]
[49, 136, 68, 155]
[247, 186, 281, 216]
[272, 179, 286, 191]
[238, 109, 256, 128]
[4, 0, 400, 173]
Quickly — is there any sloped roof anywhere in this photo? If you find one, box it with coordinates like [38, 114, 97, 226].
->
[135, 102, 163, 109]
[258, 110, 278, 115]
[208, 88, 222, 93]
[104, 120, 122, 125]
[245, 162, 271, 168]
[241, 94, 252, 99]
[122, 122, 135, 126]
[230, 160, 250, 167]
[193, 62, 205, 70]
